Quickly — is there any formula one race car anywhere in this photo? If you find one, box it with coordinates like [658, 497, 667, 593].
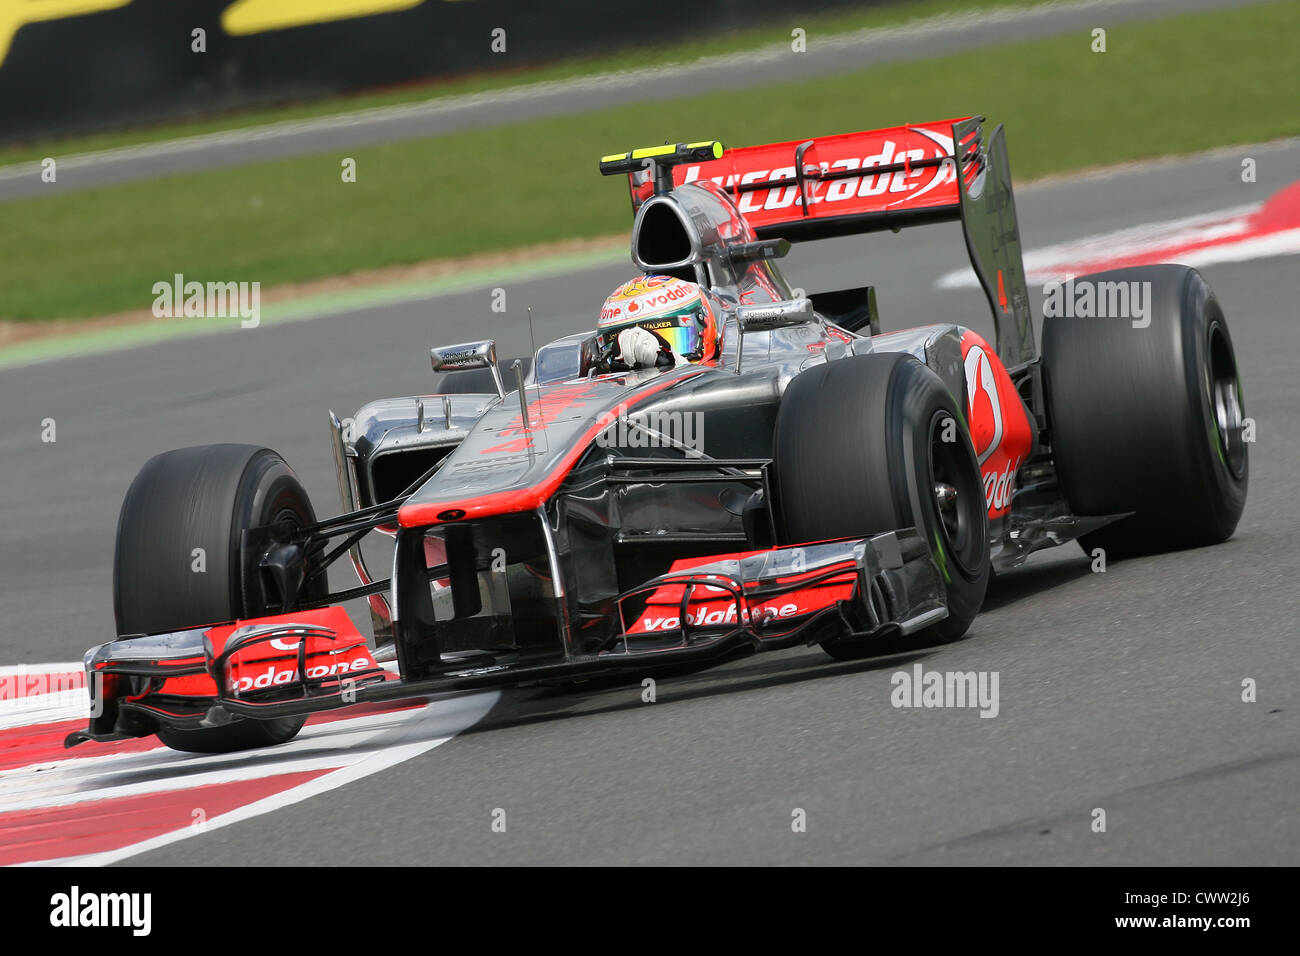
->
[70, 116, 1247, 753]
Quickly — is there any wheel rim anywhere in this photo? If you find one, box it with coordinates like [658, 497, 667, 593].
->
[1207, 322, 1246, 480]
[927, 410, 984, 578]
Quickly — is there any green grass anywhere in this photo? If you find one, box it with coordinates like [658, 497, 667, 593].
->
[4, 0, 1299, 321]
[0, 0, 1058, 168]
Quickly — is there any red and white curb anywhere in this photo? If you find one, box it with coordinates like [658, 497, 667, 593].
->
[938, 179, 1300, 288]
[0, 662, 496, 866]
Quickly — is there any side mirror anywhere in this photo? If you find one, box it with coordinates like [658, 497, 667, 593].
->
[734, 298, 818, 374]
[430, 340, 505, 398]
[736, 297, 816, 333]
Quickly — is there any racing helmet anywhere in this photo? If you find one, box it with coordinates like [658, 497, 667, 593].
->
[595, 275, 720, 370]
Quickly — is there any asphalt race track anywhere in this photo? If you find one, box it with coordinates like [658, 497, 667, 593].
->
[1, 139, 1297, 865]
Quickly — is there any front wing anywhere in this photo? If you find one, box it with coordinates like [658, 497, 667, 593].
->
[67, 530, 944, 747]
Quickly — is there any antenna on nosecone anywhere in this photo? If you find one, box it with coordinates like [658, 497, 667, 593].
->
[526, 306, 538, 369]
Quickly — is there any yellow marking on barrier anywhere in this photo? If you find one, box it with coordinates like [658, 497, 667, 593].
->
[0, 0, 130, 68]
[222, 0, 425, 36]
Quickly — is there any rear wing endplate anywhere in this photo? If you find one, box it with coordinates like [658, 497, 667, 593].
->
[953, 119, 1036, 366]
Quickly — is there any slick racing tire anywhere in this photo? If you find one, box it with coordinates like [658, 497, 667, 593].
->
[773, 353, 990, 659]
[429, 357, 532, 394]
[114, 444, 323, 753]
[1041, 265, 1247, 558]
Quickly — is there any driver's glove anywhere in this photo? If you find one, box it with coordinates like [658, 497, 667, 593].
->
[615, 326, 667, 369]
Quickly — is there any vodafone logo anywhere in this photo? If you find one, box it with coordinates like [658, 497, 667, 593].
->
[647, 286, 691, 306]
[639, 601, 799, 632]
[964, 345, 1004, 464]
[230, 655, 375, 693]
[983, 457, 1019, 512]
[627, 285, 692, 314]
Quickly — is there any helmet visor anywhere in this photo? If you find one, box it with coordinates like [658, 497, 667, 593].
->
[597, 306, 708, 362]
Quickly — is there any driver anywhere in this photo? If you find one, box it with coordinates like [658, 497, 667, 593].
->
[595, 275, 721, 371]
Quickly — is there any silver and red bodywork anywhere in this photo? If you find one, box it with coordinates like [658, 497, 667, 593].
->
[70, 116, 1103, 746]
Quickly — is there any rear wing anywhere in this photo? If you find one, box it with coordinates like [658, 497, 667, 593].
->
[610, 117, 1037, 366]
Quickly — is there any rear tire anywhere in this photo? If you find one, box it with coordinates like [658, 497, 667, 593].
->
[114, 444, 321, 753]
[1041, 265, 1247, 557]
[773, 353, 990, 658]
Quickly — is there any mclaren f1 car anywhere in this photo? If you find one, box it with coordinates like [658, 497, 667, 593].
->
[70, 116, 1248, 753]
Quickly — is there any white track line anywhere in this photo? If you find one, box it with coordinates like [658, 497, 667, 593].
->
[0, 663, 81, 676]
[0, 689, 87, 731]
[6, 689, 498, 866]
[937, 201, 1300, 288]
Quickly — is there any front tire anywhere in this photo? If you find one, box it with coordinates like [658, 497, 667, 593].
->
[114, 444, 321, 753]
[1041, 264, 1247, 557]
[773, 353, 990, 658]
